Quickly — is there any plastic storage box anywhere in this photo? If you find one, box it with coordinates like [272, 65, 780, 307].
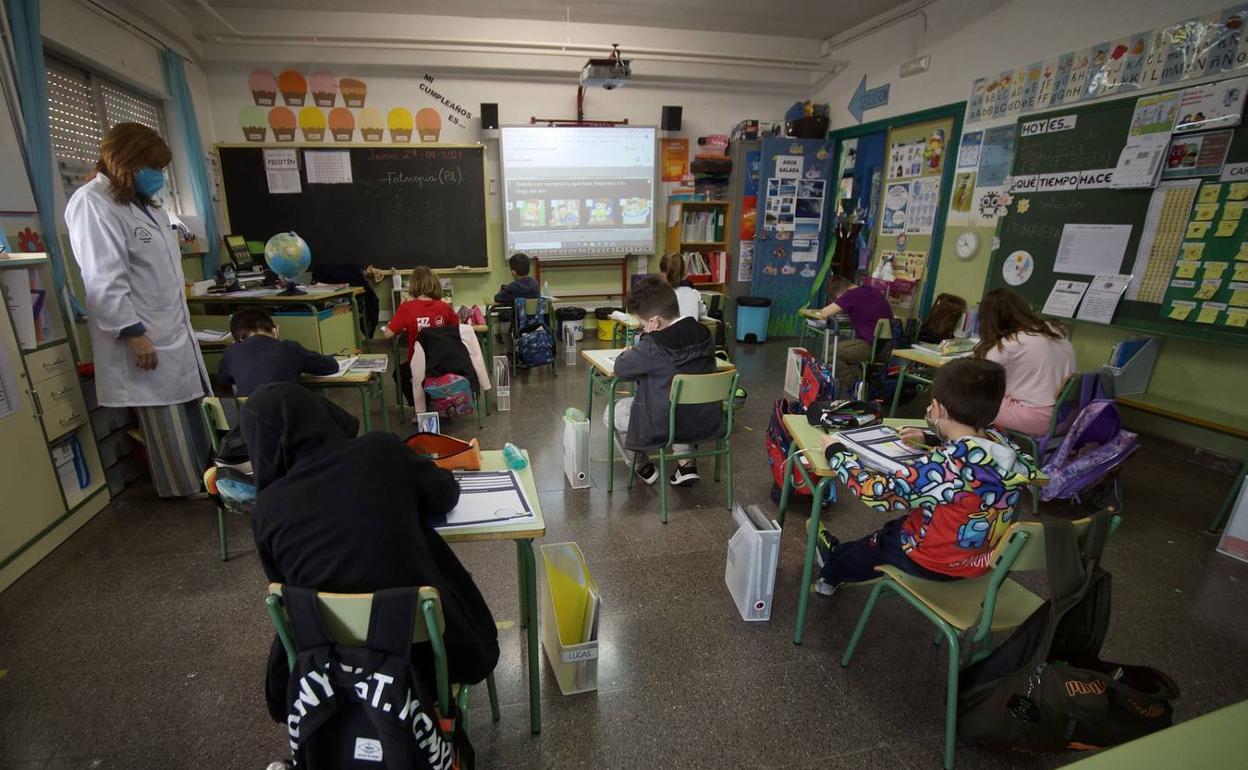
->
[540, 542, 600, 695]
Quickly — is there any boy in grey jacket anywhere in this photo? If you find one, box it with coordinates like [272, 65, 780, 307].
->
[607, 276, 721, 486]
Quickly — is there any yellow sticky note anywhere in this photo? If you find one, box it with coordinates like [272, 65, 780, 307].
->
[1217, 219, 1240, 237]
[1194, 203, 1219, 221]
[1238, 243, 1248, 261]
[1195, 280, 1221, 300]
[1205, 262, 1228, 279]
[1181, 242, 1206, 260]
[1197, 305, 1221, 324]
[1169, 303, 1194, 321]
[1235, 264, 1248, 281]
[1230, 183, 1248, 201]
[1174, 261, 1200, 279]
[1231, 290, 1248, 308]
[1227, 309, 1248, 327]
[1187, 221, 1212, 239]
[1223, 202, 1245, 221]
[1199, 184, 1223, 204]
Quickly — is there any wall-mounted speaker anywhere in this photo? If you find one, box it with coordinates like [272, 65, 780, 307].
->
[481, 103, 499, 130]
[661, 105, 682, 132]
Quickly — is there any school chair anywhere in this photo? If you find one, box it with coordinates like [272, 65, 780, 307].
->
[509, 297, 558, 378]
[838, 513, 1121, 770]
[1007, 373, 1085, 515]
[201, 396, 249, 561]
[852, 317, 904, 400]
[628, 369, 740, 523]
[265, 583, 501, 736]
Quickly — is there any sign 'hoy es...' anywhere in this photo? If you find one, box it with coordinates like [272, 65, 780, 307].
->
[1020, 114, 1079, 137]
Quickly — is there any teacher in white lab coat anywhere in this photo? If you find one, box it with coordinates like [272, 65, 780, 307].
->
[65, 122, 211, 498]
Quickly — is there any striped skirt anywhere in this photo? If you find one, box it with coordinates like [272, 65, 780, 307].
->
[135, 400, 211, 498]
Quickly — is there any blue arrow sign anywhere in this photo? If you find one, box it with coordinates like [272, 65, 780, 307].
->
[847, 75, 890, 123]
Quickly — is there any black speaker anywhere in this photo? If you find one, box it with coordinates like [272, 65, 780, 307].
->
[481, 103, 499, 130]
[661, 105, 682, 132]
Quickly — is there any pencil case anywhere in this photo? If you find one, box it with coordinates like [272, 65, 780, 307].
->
[405, 433, 482, 471]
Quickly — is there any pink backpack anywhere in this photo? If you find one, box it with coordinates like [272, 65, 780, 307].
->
[422, 373, 474, 417]
[458, 304, 486, 325]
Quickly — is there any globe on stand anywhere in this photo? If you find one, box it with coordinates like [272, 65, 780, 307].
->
[263, 231, 311, 295]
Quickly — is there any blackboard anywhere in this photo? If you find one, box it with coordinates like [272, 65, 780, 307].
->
[985, 90, 1248, 347]
[218, 145, 488, 270]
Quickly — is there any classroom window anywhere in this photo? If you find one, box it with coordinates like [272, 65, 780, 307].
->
[44, 55, 179, 208]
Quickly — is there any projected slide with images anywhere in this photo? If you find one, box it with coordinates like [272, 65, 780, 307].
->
[501, 126, 656, 257]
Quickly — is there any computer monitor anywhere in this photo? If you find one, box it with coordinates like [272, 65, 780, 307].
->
[223, 234, 255, 270]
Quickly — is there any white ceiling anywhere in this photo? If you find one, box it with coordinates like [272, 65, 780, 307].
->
[181, 0, 919, 40]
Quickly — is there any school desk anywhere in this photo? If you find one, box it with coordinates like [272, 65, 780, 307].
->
[581, 347, 735, 493]
[776, 415, 1048, 646]
[887, 347, 972, 417]
[437, 448, 545, 734]
[610, 313, 724, 348]
[301, 353, 391, 433]
[186, 286, 364, 355]
[797, 309, 852, 371]
[1062, 697, 1247, 769]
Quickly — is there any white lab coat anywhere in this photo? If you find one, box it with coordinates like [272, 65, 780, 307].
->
[65, 175, 209, 408]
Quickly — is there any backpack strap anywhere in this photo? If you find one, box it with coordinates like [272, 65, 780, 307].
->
[1041, 517, 1087, 611]
[283, 585, 336, 652]
[365, 587, 421, 659]
[1082, 509, 1112, 566]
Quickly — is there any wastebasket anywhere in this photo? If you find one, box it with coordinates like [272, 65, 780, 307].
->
[595, 307, 622, 341]
[735, 296, 771, 343]
[556, 306, 587, 341]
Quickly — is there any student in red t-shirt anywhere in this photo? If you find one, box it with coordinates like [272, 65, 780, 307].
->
[384, 266, 459, 404]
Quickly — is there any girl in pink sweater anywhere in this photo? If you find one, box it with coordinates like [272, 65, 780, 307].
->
[973, 288, 1076, 436]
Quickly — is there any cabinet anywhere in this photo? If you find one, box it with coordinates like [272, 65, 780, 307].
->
[664, 200, 731, 291]
[0, 255, 109, 592]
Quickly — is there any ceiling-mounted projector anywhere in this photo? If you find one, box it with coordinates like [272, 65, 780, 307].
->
[580, 43, 631, 90]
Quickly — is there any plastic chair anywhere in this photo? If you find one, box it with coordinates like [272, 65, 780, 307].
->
[839, 514, 1121, 770]
[628, 370, 740, 523]
[510, 297, 557, 378]
[850, 317, 903, 399]
[265, 583, 501, 733]
[1008, 374, 1083, 515]
[201, 396, 247, 561]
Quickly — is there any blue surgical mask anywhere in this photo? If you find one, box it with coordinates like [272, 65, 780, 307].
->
[135, 167, 165, 198]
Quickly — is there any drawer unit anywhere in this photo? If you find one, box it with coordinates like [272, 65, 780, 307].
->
[39, 386, 88, 441]
[26, 343, 75, 384]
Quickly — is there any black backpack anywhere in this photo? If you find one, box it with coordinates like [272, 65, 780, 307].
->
[281, 586, 473, 770]
[957, 512, 1179, 753]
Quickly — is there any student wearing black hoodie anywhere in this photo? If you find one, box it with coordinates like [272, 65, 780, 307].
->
[608, 276, 721, 486]
[493, 252, 541, 306]
[239, 383, 498, 721]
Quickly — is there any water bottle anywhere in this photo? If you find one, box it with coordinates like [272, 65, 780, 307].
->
[503, 442, 527, 470]
[542, 279, 551, 297]
[968, 304, 980, 338]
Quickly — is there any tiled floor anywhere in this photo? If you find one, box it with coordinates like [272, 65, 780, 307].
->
[1, 338, 1246, 769]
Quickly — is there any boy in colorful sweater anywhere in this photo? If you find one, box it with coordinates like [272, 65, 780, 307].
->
[815, 358, 1036, 595]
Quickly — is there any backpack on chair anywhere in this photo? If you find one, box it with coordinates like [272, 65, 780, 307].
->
[514, 297, 554, 368]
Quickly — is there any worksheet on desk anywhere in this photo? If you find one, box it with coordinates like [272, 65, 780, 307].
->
[435, 470, 535, 530]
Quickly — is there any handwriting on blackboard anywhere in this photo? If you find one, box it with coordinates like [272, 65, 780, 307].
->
[367, 148, 464, 161]
[380, 167, 465, 186]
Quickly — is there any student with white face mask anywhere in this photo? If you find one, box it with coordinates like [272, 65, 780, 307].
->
[65, 122, 211, 497]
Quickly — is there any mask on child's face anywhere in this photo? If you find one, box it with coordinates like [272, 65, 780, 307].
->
[925, 401, 943, 440]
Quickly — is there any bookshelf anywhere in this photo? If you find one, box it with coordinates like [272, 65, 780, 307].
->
[665, 200, 731, 290]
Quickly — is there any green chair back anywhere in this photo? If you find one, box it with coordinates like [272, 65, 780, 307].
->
[992, 513, 1122, 573]
[671, 369, 738, 405]
[201, 396, 246, 453]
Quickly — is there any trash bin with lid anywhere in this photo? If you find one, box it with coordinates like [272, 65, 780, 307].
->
[556, 307, 587, 341]
[735, 296, 772, 343]
[595, 307, 622, 341]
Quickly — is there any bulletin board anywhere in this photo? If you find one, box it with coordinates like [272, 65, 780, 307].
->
[985, 87, 1248, 347]
[870, 117, 955, 318]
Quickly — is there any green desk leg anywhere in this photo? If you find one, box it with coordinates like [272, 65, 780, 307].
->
[1208, 463, 1247, 533]
[485, 315, 495, 414]
[585, 364, 595, 417]
[349, 293, 363, 348]
[376, 374, 391, 433]
[515, 538, 541, 734]
[356, 384, 373, 433]
[606, 376, 618, 493]
[783, 451, 832, 647]
[889, 361, 910, 418]
[391, 334, 405, 424]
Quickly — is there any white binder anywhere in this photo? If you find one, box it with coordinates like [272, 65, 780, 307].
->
[724, 503, 781, 622]
[563, 409, 590, 489]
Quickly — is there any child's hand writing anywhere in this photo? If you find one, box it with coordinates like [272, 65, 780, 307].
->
[899, 426, 929, 446]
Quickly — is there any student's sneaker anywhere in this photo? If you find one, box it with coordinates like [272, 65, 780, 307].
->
[806, 519, 840, 570]
[265, 762, 293, 770]
[635, 461, 660, 486]
[669, 462, 700, 486]
[814, 578, 841, 597]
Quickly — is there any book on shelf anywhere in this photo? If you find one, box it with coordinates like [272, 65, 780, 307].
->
[680, 209, 726, 243]
[683, 251, 727, 284]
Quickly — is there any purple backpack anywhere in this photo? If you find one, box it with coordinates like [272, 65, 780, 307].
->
[1038, 398, 1138, 503]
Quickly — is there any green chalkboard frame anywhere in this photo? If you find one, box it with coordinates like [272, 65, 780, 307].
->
[984, 88, 1248, 348]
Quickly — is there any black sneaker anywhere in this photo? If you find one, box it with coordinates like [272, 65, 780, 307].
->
[807, 518, 840, 570]
[635, 462, 659, 486]
[669, 462, 700, 486]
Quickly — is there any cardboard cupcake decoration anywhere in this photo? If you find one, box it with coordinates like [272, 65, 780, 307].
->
[268, 107, 297, 141]
[339, 77, 367, 108]
[277, 70, 307, 106]
[358, 107, 384, 141]
[415, 107, 442, 142]
[240, 106, 268, 141]
[249, 69, 277, 106]
[387, 108, 413, 142]
[299, 106, 326, 141]
[310, 70, 337, 107]
[328, 107, 355, 141]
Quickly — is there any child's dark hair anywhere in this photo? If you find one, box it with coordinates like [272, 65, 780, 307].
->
[922, 292, 968, 340]
[626, 275, 679, 321]
[508, 253, 531, 276]
[230, 307, 275, 342]
[930, 358, 1005, 430]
